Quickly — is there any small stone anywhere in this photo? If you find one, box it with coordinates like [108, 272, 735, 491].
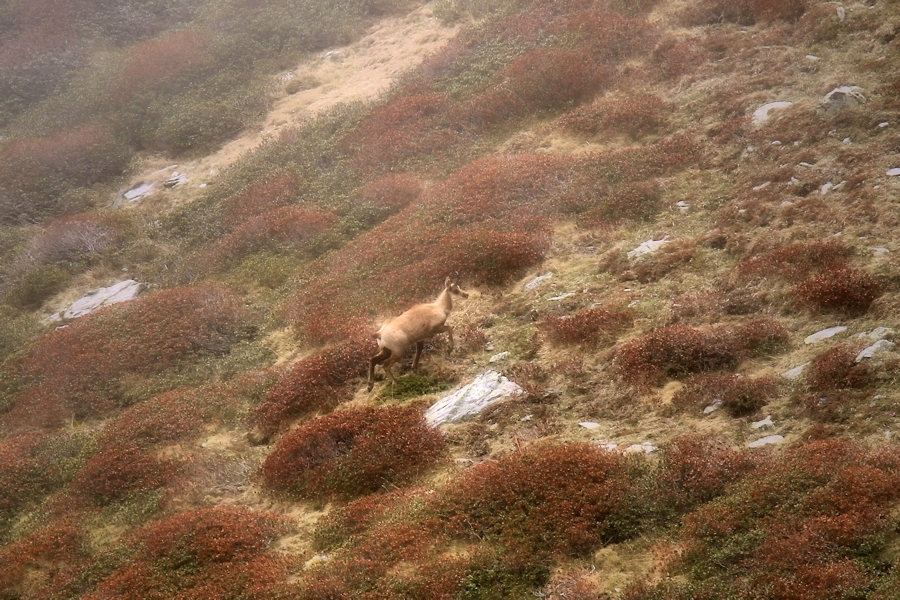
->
[164, 172, 188, 188]
[752, 101, 793, 125]
[752, 181, 771, 191]
[804, 326, 847, 344]
[843, 137, 851, 143]
[820, 182, 834, 195]
[855, 339, 895, 363]
[523, 272, 552, 291]
[548, 292, 576, 301]
[489, 351, 510, 363]
[627, 238, 668, 259]
[675, 200, 690, 213]
[703, 399, 723, 414]
[751, 416, 774, 430]
[748, 435, 784, 448]
[598, 441, 619, 452]
[887, 168, 900, 176]
[806, 54, 821, 61]
[858, 327, 894, 341]
[520, 414, 533, 422]
[799, 162, 815, 168]
[879, 122, 890, 128]
[578, 421, 601, 430]
[782, 363, 810, 380]
[836, 5, 846, 20]
[874, 247, 889, 257]
[771, 140, 782, 146]
[625, 442, 658, 454]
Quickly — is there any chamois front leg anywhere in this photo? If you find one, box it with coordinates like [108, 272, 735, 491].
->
[412, 340, 424, 370]
[368, 347, 392, 392]
[433, 324, 453, 354]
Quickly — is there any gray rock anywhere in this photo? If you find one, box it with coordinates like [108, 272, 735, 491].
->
[782, 362, 810, 380]
[578, 421, 601, 430]
[751, 415, 774, 430]
[47, 279, 144, 322]
[625, 442, 658, 454]
[164, 172, 188, 188]
[523, 272, 552, 291]
[489, 351, 510, 363]
[123, 183, 154, 203]
[748, 435, 784, 448]
[425, 370, 523, 426]
[887, 168, 900, 176]
[858, 327, 894, 341]
[548, 292, 576, 301]
[627, 238, 668, 259]
[804, 326, 847, 344]
[752, 101, 793, 125]
[855, 340, 895, 363]
[703, 399, 723, 414]
[817, 86, 867, 116]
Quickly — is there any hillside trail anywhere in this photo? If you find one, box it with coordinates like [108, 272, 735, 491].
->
[121, 2, 460, 207]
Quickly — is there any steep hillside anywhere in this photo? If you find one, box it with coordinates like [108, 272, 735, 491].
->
[2, 0, 900, 598]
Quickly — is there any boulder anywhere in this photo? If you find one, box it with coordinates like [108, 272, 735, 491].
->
[748, 435, 784, 448]
[425, 370, 523, 426]
[817, 86, 867, 116]
[627, 238, 668, 259]
[804, 326, 847, 344]
[855, 340, 895, 363]
[752, 101, 793, 125]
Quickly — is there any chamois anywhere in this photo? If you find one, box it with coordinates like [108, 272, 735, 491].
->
[367, 274, 469, 391]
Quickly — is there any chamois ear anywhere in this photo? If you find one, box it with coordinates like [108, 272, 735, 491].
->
[444, 276, 452, 288]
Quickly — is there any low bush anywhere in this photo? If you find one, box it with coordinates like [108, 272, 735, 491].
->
[252, 335, 374, 432]
[655, 435, 760, 515]
[558, 179, 663, 226]
[259, 405, 445, 500]
[673, 374, 779, 417]
[71, 444, 180, 506]
[100, 386, 236, 452]
[0, 520, 89, 599]
[557, 94, 668, 138]
[84, 506, 288, 600]
[437, 443, 631, 556]
[633, 439, 900, 600]
[313, 487, 428, 551]
[539, 306, 634, 346]
[736, 239, 850, 280]
[614, 319, 789, 386]
[793, 266, 884, 315]
[203, 206, 337, 270]
[681, 0, 807, 26]
[0, 123, 132, 223]
[6, 284, 255, 428]
[800, 344, 871, 422]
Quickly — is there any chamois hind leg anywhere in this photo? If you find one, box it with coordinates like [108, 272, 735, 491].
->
[368, 347, 392, 392]
[412, 340, 424, 370]
[383, 355, 399, 386]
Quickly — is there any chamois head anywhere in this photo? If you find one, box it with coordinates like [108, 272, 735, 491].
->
[444, 272, 469, 299]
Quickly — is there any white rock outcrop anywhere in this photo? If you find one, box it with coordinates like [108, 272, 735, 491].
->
[627, 238, 668, 259]
[804, 326, 847, 344]
[47, 279, 144, 322]
[855, 340, 895, 363]
[425, 370, 523, 426]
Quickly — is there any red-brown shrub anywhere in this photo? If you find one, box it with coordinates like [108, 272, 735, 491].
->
[223, 174, 304, 228]
[0, 123, 131, 222]
[673, 373, 778, 417]
[72, 444, 180, 505]
[736, 239, 850, 280]
[110, 29, 210, 104]
[100, 385, 235, 452]
[259, 405, 445, 500]
[0, 434, 47, 518]
[656, 435, 759, 513]
[85, 507, 288, 600]
[0, 520, 88, 599]
[6, 284, 254, 428]
[557, 94, 669, 138]
[681, 0, 807, 26]
[652, 35, 707, 79]
[313, 487, 427, 550]
[670, 439, 900, 600]
[20, 212, 128, 266]
[357, 173, 424, 213]
[614, 319, 789, 386]
[437, 443, 631, 556]
[252, 335, 374, 431]
[539, 306, 634, 346]
[793, 266, 884, 314]
[805, 345, 870, 393]
[204, 206, 336, 269]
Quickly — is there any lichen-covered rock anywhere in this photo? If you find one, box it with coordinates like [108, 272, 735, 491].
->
[425, 370, 523, 426]
[817, 86, 867, 116]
